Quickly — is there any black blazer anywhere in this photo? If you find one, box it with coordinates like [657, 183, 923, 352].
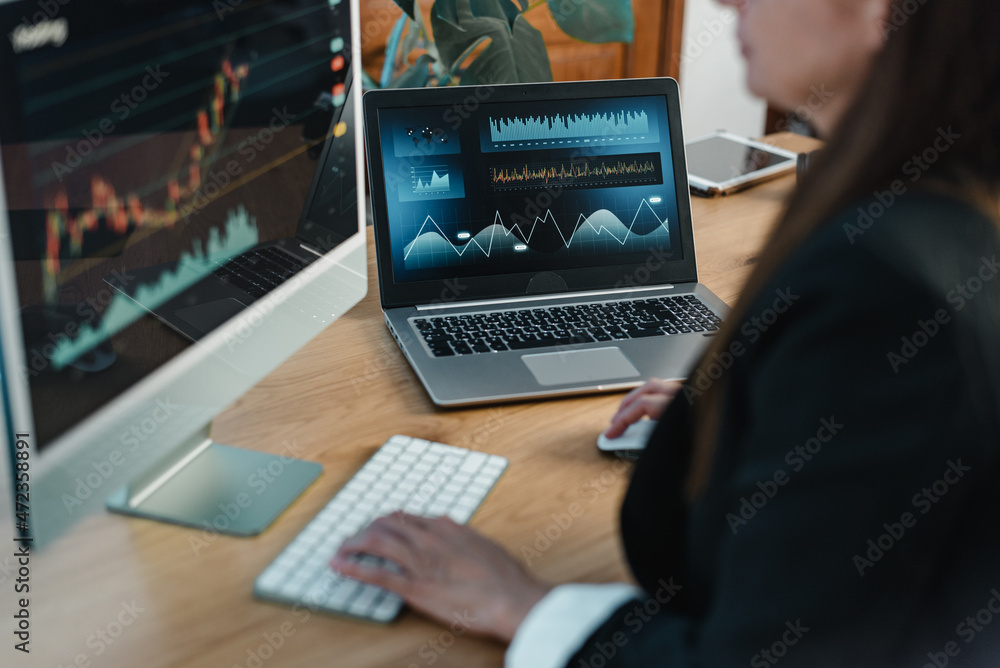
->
[571, 192, 1000, 667]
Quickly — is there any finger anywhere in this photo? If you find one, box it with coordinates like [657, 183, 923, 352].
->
[379, 511, 435, 532]
[371, 513, 455, 551]
[612, 380, 660, 417]
[329, 557, 414, 597]
[609, 381, 679, 428]
[604, 396, 666, 438]
[611, 378, 673, 421]
[334, 522, 420, 574]
[417, 514, 477, 545]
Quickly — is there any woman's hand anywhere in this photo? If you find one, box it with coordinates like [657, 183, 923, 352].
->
[604, 378, 683, 438]
[330, 512, 551, 643]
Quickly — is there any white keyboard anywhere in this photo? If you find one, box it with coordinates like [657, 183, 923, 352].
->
[253, 435, 508, 622]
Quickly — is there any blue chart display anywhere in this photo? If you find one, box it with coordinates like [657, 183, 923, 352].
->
[377, 94, 680, 282]
[491, 111, 649, 142]
[399, 164, 465, 202]
[414, 166, 451, 193]
[402, 198, 671, 269]
[490, 153, 663, 193]
[483, 103, 660, 152]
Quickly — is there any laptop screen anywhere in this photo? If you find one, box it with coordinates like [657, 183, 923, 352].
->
[375, 92, 684, 286]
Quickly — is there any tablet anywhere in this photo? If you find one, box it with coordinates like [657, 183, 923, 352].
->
[686, 131, 798, 197]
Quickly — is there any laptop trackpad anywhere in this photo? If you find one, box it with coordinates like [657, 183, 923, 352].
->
[521, 347, 641, 387]
[175, 298, 248, 335]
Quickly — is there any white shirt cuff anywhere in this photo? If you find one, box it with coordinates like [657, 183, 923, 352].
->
[505, 583, 642, 668]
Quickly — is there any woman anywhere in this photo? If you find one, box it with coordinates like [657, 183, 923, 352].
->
[333, 0, 1000, 664]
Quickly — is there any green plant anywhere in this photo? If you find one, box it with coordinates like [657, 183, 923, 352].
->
[372, 0, 635, 88]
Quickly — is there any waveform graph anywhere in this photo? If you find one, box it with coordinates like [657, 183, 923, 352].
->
[483, 104, 660, 152]
[414, 166, 451, 194]
[400, 198, 672, 270]
[490, 153, 664, 193]
[398, 163, 465, 202]
[49, 206, 260, 370]
[402, 219, 529, 270]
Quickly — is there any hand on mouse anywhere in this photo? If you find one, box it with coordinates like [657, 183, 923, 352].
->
[330, 512, 551, 643]
[604, 378, 683, 438]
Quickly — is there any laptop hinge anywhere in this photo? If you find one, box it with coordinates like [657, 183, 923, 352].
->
[414, 284, 676, 312]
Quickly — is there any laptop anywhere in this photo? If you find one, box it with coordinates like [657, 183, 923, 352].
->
[362, 77, 729, 406]
[106, 71, 360, 341]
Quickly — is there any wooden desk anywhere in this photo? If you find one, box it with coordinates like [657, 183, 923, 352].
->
[28, 133, 820, 668]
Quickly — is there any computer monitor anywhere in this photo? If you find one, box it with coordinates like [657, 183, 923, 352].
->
[0, 0, 367, 548]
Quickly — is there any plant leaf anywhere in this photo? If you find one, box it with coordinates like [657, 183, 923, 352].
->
[391, 0, 417, 20]
[400, 16, 422, 59]
[434, 0, 460, 28]
[447, 35, 493, 76]
[431, 4, 551, 85]
[389, 54, 435, 88]
[463, 14, 551, 83]
[545, 0, 634, 44]
[380, 16, 409, 88]
[469, 0, 521, 30]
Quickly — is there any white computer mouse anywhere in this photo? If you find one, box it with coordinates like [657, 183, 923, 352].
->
[597, 419, 657, 452]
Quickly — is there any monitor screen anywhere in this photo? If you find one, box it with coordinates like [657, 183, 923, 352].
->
[0, 0, 356, 451]
[375, 94, 683, 285]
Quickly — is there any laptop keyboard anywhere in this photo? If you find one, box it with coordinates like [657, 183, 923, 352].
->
[214, 246, 307, 299]
[414, 294, 721, 357]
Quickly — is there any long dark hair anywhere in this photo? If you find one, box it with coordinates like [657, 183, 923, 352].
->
[684, 0, 1000, 498]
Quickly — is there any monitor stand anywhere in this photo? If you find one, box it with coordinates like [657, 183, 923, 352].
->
[105, 425, 321, 536]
